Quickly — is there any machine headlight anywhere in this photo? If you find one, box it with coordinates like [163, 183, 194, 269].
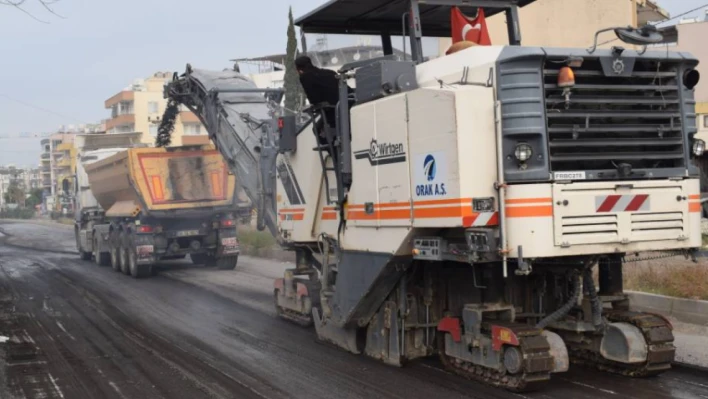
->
[514, 143, 534, 163]
[693, 139, 706, 157]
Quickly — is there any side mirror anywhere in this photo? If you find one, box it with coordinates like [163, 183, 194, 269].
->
[278, 116, 297, 153]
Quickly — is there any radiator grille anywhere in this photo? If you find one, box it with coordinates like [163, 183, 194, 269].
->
[561, 214, 618, 243]
[631, 212, 684, 233]
[544, 58, 685, 174]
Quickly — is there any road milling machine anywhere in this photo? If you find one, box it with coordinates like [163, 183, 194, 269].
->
[163, 0, 705, 391]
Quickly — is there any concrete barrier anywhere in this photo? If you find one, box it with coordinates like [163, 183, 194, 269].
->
[628, 291, 708, 326]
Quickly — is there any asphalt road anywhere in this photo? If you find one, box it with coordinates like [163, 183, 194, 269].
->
[1, 222, 708, 399]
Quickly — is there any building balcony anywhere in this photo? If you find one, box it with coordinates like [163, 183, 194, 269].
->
[105, 91, 135, 109]
[637, 0, 669, 26]
[57, 143, 73, 151]
[105, 114, 136, 131]
[41, 138, 50, 146]
[41, 153, 50, 160]
[179, 111, 200, 124]
[182, 135, 211, 146]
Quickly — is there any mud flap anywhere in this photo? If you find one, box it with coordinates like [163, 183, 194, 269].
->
[601, 322, 648, 364]
[313, 307, 361, 354]
[542, 331, 569, 373]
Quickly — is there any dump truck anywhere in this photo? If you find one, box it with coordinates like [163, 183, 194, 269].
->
[80, 144, 240, 278]
[163, 0, 704, 391]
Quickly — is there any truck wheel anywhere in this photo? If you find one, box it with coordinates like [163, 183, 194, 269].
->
[212, 255, 238, 270]
[119, 232, 130, 275]
[94, 237, 110, 266]
[190, 253, 208, 265]
[110, 232, 121, 272]
[128, 244, 151, 279]
[80, 250, 92, 261]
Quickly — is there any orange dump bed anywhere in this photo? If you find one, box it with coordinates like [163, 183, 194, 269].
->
[85, 145, 236, 217]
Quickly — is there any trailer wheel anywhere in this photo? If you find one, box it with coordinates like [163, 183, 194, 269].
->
[80, 250, 92, 261]
[212, 255, 238, 270]
[94, 237, 110, 266]
[119, 232, 130, 275]
[128, 243, 151, 279]
[110, 232, 121, 272]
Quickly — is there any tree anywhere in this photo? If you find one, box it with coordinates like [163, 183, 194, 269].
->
[3, 181, 26, 207]
[283, 6, 305, 116]
[25, 188, 43, 208]
[1, 0, 64, 23]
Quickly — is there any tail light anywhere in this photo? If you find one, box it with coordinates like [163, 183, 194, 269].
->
[278, 117, 285, 130]
[220, 219, 235, 228]
[137, 225, 154, 233]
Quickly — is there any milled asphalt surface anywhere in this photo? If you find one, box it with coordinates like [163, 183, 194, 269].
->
[1, 220, 707, 399]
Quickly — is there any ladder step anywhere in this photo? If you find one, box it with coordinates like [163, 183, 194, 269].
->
[312, 145, 330, 151]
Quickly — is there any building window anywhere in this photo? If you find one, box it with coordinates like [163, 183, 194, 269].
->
[704, 115, 708, 129]
[119, 101, 134, 115]
[148, 101, 159, 114]
[184, 123, 201, 135]
[149, 124, 158, 137]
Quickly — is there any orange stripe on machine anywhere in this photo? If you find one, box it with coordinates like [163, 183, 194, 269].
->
[505, 197, 552, 205]
[280, 208, 305, 214]
[322, 212, 338, 220]
[506, 205, 553, 218]
[690, 202, 702, 213]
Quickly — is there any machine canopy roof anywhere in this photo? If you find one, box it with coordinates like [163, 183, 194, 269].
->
[295, 0, 536, 37]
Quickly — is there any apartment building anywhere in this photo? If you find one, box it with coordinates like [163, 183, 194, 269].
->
[40, 137, 52, 193]
[47, 132, 76, 214]
[104, 72, 208, 146]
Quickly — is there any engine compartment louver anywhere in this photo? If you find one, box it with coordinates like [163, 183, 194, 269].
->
[543, 58, 686, 175]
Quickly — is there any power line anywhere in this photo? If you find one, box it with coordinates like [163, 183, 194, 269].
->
[594, 3, 708, 48]
[0, 93, 83, 123]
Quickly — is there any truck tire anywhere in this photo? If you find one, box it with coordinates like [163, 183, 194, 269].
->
[76, 228, 92, 261]
[211, 255, 238, 270]
[127, 241, 151, 279]
[190, 253, 208, 265]
[110, 232, 122, 272]
[119, 231, 130, 275]
[80, 250, 92, 261]
[94, 237, 110, 266]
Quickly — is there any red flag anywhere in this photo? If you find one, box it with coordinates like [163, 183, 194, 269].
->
[451, 7, 491, 45]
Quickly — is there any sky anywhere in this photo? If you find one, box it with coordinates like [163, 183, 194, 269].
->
[0, 0, 707, 167]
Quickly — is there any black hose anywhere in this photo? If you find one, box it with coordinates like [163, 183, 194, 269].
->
[536, 273, 581, 329]
[584, 267, 604, 329]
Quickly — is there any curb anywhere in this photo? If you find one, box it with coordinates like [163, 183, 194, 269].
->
[628, 291, 708, 326]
